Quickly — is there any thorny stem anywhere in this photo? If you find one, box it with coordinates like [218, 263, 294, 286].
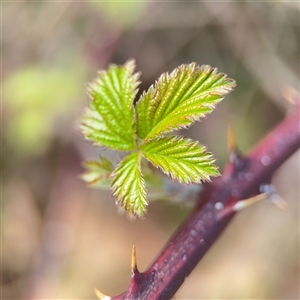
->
[108, 106, 300, 300]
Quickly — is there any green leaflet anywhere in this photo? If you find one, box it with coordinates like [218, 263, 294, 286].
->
[81, 156, 114, 188]
[81, 60, 236, 218]
[111, 152, 148, 218]
[136, 64, 235, 140]
[141, 136, 219, 184]
[81, 60, 140, 150]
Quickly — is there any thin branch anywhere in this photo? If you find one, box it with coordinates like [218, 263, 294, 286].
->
[106, 105, 299, 300]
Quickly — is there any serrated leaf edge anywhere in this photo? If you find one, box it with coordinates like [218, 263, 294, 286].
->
[136, 63, 236, 140]
[111, 152, 148, 217]
[141, 136, 220, 184]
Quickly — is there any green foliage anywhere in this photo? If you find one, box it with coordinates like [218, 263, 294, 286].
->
[141, 136, 218, 184]
[136, 64, 234, 140]
[81, 156, 114, 188]
[111, 152, 147, 218]
[81, 60, 139, 150]
[81, 60, 235, 217]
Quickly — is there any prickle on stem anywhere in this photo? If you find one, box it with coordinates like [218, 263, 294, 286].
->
[95, 288, 111, 300]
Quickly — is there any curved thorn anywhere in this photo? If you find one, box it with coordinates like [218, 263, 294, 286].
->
[269, 193, 288, 211]
[227, 126, 236, 153]
[95, 287, 111, 300]
[282, 85, 299, 105]
[227, 127, 243, 166]
[131, 245, 138, 273]
[217, 193, 268, 220]
[232, 193, 268, 211]
[260, 184, 288, 211]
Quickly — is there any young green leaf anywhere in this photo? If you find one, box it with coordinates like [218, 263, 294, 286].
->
[81, 156, 114, 188]
[136, 64, 235, 140]
[111, 152, 148, 217]
[81, 60, 236, 218]
[81, 60, 140, 150]
[141, 136, 219, 184]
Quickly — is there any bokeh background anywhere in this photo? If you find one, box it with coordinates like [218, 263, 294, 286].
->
[2, 1, 299, 299]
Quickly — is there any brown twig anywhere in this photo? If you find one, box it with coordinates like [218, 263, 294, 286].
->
[101, 105, 299, 300]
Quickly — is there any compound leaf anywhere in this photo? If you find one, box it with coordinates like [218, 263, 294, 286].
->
[81, 60, 140, 150]
[80, 60, 236, 218]
[136, 64, 235, 140]
[81, 156, 114, 188]
[141, 136, 219, 184]
[111, 152, 148, 217]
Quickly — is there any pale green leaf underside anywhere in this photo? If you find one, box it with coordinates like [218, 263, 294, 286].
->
[141, 136, 219, 184]
[136, 64, 236, 140]
[81, 60, 140, 150]
[81, 156, 114, 188]
[111, 152, 148, 217]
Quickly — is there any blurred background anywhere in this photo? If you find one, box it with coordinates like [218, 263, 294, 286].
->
[2, 1, 299, 299]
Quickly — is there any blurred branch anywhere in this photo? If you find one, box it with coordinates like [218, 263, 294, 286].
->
[105, 105, 299, 300]
[205, 2, 298, 111]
